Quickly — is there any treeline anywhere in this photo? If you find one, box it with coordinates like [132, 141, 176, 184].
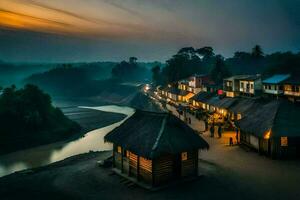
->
[111, 57, 151, 82]
[0, 84, 81, 154]
[24, 58, 157, 97]
[151, 45, 300, 86]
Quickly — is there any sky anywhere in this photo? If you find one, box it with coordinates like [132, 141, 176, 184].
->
[0, 0, 299, 62]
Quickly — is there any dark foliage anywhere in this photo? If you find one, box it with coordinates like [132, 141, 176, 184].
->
[210, 55, 231, 84]
[111, 57, 150, 82]
[0, 84, 81, 154]
[152, 45, 300, 86]
[151, 65, 162, 86]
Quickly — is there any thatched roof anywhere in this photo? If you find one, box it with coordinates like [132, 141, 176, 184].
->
[229, 98, 259, 115]
[104, 110, 209, 159]
[190, 92, 214, 102]
[236, 100, 300, 138]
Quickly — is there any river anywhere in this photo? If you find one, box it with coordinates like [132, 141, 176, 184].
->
[0, 105, 135, 177]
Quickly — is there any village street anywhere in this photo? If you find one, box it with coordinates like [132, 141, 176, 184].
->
[147, 90, 300, 199]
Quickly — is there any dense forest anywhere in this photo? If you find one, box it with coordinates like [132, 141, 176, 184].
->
[0, 84, 81, 154]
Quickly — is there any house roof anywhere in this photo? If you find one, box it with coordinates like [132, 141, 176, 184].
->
[189, 91, 300, 138]
[236, 100, 300, 138]
[104, 110, 209, 159]
[282, 76, 300, 85]
[262, 74, 290, 84]
[224, 75, 255, 81]
[190, 92, 215, 102]
[239, 74, 261, 81]
[229, 98, 258, 115]
[164, 87, 191, 96]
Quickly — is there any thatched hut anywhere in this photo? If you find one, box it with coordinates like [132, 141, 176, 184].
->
[237, 100, 300, 159]
[104, 110, 209, 188]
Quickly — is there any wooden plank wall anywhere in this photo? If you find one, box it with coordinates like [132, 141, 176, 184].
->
[114, 152, 122, 170]
[153, 154, 173, 185]
[129, 152, 138, 177]
[139, 157, 152, 183]
[181, 151, 197, 177]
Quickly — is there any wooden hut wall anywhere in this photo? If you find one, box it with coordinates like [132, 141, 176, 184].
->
[129, 152, 138, 177]
[153, 154, 173, 186]
[139, 157, 153, 183]
[113, 145, 122, 170]
[181, 151, 198, 177]
[123, 151, 130, 175]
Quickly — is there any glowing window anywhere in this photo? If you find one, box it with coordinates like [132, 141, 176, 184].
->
[117, 146, 122, 153]
[181, 152, 188, 161]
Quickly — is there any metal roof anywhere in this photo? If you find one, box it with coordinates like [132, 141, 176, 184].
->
[262, 74, 290, 84]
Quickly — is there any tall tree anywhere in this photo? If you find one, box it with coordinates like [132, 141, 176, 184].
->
[252, 45, 264, 58]
[151, 65, 161, 86]
[196, 46, 214, 58]
[210, 55, 231, 85]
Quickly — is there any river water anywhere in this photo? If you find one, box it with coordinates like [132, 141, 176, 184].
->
[0, 105, 135, 177]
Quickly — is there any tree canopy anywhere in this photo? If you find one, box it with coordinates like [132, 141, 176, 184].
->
[0, 84, 80, 154]
[111, 57, 150, 82]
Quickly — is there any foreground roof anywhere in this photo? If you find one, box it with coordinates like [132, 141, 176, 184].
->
[104, 110, 209, 159]
[262, 74, 290, 84]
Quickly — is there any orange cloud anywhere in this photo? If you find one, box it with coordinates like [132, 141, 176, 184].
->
[0, 9, 74, 34]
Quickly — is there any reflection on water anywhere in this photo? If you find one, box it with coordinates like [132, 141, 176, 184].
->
[0, 105, 135, 177]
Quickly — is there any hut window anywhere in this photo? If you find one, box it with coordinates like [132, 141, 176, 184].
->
[126, 150, 130, 158]
[237, 114, 242, 120]
[264, 130, 271, 139]
[181, 152, 188, 161]
[281, 137, 288, 147]
[117, 146, 122, 153]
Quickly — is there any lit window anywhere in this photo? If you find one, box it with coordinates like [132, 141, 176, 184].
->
[117, 146, 122, 153]
[281, 137, 288, 146]
[237, 114, 242, 120]
[181, 152, 188, 161]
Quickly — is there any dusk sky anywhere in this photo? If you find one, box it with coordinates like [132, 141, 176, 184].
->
[0, 0, 299, 62]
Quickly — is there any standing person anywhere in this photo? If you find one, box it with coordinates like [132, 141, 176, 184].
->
[210, 125, 214, 138]
[229, 137, 233, 146]
[218, 126, 222, 138]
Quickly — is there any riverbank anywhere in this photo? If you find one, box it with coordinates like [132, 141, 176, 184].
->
[0, 150, 235, 200]
[2, 146, 299, 200]
[0, 105, 130, 177]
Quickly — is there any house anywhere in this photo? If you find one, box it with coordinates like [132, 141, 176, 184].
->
[239, 74, 262, 96]
[190, 92, 215, 110]
[237, 100, 300, 159]
[262, 74, 290, 97]
[161, 86, 194, 103]
[104, 110, 209, 188]
[178, 74, 216, 94]
[223, 75, 258, 97]
[283, 76, 300, 102]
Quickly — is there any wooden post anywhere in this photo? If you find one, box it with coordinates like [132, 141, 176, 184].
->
[112, 145, 115, 168]
[195, 150, 199, 176]
[152, 159, 155, 186]
[121, 147, 124, 173]
[137, 156, 140, 181]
